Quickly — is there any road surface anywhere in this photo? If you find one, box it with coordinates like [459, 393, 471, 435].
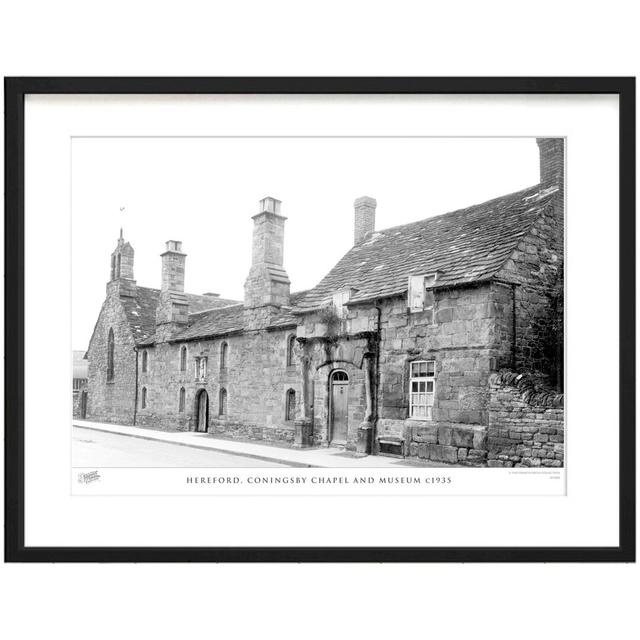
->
[73, 426, 287, 467]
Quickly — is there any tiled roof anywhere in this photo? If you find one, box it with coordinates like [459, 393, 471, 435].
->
[294, 185, 558, 310]
[136, 290, 309, 345]
[131, 187, 556, 341]
[267, 290, 309, 328]
[143, 291, 311, 345]
[121, 286, 239, 344]
[171, 304, 246, 342]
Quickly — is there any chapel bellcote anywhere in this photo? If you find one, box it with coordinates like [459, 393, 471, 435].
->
[107, 229, 136, 298]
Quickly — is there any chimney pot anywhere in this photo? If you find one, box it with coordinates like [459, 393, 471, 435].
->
[259, 196, 282, 216]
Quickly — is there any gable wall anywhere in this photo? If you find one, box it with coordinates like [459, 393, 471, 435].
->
[85, 295, 137, 424]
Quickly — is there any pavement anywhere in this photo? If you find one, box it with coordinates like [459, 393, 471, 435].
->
[73, 426, 288, 468]
[72, 419, 444, 468]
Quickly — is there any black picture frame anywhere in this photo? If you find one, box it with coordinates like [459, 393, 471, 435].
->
[4, 77, 635, 563]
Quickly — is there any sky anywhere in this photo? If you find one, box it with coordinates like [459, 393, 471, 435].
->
[71, 137, 540, 350]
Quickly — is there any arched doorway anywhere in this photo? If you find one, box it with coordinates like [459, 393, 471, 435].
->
[80, 390, 88, 419]
[195, 389, 209, 433]
[329, 370, 349, 445]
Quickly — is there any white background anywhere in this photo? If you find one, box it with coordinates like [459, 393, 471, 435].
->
[27, 93, 607, 544]
[1, 2, 638, 640]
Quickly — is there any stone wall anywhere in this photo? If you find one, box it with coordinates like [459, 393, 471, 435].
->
[403, 422, 487, 465]
[304, 337, 369, 449]
[487, 371, 564, 467]
[296, 281, 513, 457]
[135, 328, 300, 442]
[85, 293, 138, 424]
[374, 283, 513, 429]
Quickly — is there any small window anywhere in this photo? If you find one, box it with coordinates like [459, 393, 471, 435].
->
[179, 346, 187, 372]
[408, 273, 438, 318]
[219, 388, 227, 416]
[141, 350, 148, 373]
[409, 360, 435, 420]
[220, 342, 228, 370]
[286, 335, 296, 367]
[110, 255, 116, 280]
[408, 275, 426, 312]
[195, 357, 208, 381]
[106, 328, 115, 381]
[332, 289, 354, 316]
[285, 388, 296, 421]
[141, 387, 147, 409]
[116, 253, 121, 278]
[178, 387, 185, 413]
[331, 370, 349, 382]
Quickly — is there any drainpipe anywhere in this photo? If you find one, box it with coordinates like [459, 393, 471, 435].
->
[511, 284, 517, 371]
[372, 303, 382, 453]
[133, 347, 139, 426]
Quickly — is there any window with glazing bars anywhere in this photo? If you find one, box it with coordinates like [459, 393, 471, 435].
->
[409, 360, 435, 420]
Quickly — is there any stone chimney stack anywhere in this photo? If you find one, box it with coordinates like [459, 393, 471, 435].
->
[536, 137, 565, 234]
[156, 240, 189, 332]
[244, 197, 291, 311]
[354, 196, 376, 244]
[536, 138, 564, 189]
[106, 230, 136, 298]
[160, 240, 186, 292]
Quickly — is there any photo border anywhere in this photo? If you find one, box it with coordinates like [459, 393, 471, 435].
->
[4, 77, 635, 562]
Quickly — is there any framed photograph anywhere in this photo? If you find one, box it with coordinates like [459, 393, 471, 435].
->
[4, 77, 635, 562]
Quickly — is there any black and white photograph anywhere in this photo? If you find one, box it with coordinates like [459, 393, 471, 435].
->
[72, 136, 564, 474]
[6, 77, 632, 563]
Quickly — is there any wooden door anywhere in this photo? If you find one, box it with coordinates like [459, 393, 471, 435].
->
[330, 372, 349, 444]
[197, 391, 209, 432]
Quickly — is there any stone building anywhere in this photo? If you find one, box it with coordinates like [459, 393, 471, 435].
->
[82, 138, 564, 465]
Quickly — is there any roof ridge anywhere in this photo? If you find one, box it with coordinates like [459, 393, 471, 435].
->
[136, 284, 238, 303]
[188, 302, 244, 317]
[375, 183, 542, 236]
